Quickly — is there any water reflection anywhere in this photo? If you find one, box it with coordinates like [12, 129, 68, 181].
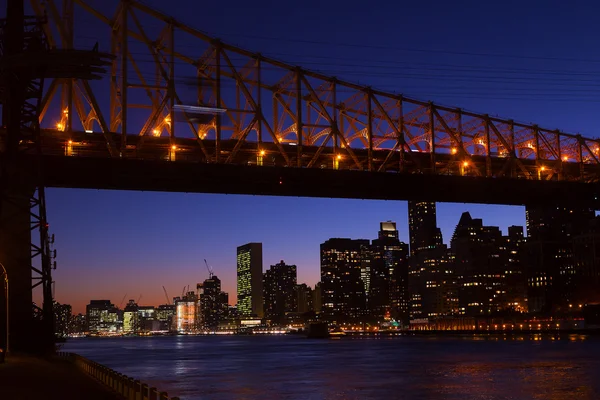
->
[64, 335, 600, 400]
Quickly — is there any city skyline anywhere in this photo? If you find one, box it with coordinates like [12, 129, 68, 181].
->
[49, 188, 526, 314]
[41, 0, 600, 314]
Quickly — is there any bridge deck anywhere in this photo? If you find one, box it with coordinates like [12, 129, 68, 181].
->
[0, 354, 121, 400]
[33, 154, 600, 208]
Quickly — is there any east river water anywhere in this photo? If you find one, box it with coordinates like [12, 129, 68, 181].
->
[63, 334, 600, 400]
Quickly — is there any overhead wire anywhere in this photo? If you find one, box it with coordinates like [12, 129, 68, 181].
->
[70, 5, 600, 107]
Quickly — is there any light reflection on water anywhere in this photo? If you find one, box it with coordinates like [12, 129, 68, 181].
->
[63, 335, 600, 400]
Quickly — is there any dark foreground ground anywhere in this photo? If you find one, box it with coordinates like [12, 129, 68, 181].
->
[0, 354, 121, 400]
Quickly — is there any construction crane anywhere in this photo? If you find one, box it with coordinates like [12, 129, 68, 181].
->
[118, 293, 127, 309]
[137, 294, 142, 304]
[181, 286, 186, 298]
[162, 286, 171, 305]
[204, 259, 214, 278]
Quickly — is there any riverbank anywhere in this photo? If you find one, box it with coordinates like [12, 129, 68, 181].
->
[0, 354, 122, 400]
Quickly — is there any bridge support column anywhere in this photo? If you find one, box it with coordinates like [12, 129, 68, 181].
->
[0, 187, 34, 353]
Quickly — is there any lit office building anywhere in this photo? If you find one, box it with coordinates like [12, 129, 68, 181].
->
[69, 314, 86, 335]
[369, 222, 410, 324]
[296, 284, 314, 314]
[174, 292, 198, 333]
[505, 226, 527, 313]
[138, 306, 157, 332]
[237, 243, 264, 318]
[321, 238, 369, 323]
[524, 205, 594, 312]
[263, 260, 297, 324]
[313, 282, 322, 313]
[451, 212, 528, 316]
[86, 300, 121, 333]
[199, 275, 228, 329]
[411, 245, 457, 320]
[408, 202, 456, 322]
[53, 302, 72, 338]
[155, 304, 175, 332]
[568, 217, 600, 307]
[122, 300, 139, 333]
[408, 201, 443, 256]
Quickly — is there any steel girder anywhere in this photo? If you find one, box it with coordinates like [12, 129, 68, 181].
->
[30, 0, 600, 183]
[0, 7, 55, 351]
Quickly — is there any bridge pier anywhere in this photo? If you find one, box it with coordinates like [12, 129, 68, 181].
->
[0, 186, 35, 353]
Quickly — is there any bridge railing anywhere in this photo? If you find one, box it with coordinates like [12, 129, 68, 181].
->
[57, 352, 180, 400]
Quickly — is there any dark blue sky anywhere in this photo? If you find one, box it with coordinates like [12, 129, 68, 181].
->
[38, 0, 600, 312]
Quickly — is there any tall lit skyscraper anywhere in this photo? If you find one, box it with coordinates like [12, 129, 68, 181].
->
[408, 201, 443, 256]
[263, 260, 297, 324]
[122, 299, 139, 333]
[237, 243, 264, 318]
[370, 222, 410, 324]
[53, 302, 72, 338]
[408, 201, 450, 322]
[199, 275, 227, 329]
[320, 238, 369, 323]
[525, 205, 594, 312]
[451, 212, 509, 316]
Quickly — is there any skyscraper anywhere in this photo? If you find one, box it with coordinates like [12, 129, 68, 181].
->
[572, 217, 600, 306]
[408, 201, 443, 256]
[122, 299, 139, 333]
[524, 206, 594, 312]
[370, 222, 410, 324]
[237, 243, 264, 318]
[320, 238, 369, 323]
[313, 282, 322, 313]
[199, 275, 228, 329]
[263, 260, 298, 324]
[296, 284, 314, 314]
[451, 212, 509, 316]
[174, 292, 198, 333]
[407, 201, 453, 322]
[53, 302, 72, 338]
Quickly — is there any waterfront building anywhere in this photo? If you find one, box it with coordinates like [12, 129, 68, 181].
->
[524, 206, 594, 312]
[174, 292, 198, 333]
[199, 275, 228, 329]
[320, 238, 369, 323]
[451, 213, 528, 317]
[569, 217, 600, 307]
[237, 243, 264, 318]
[86, 300, 121, 333]
[296, 284, 314, 314]
[505, 226, 527, 313]
[408, 202, 457, 322]
[69, 313, 86, 334]
[369, 222, 410, 324]
[410, 244, 457, 321]
[122, 300, 139, 333]
[263, 260, 297, 324]
[313, 282, 322, 313]
[155, 304, 175, 332]
[138, 306, 156, 332]
[408, 201, 443, 256]
[53, 301, 72, 338]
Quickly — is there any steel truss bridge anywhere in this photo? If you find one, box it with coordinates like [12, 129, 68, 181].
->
[2, 0, 600, 352]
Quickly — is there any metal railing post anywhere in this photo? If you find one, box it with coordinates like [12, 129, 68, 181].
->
[134, 380, 142, 400]
[128, 378, 136, 400]
[141, 383, 149, 400]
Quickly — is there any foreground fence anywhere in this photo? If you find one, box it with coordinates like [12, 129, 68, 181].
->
[58, 352, 180, 400]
